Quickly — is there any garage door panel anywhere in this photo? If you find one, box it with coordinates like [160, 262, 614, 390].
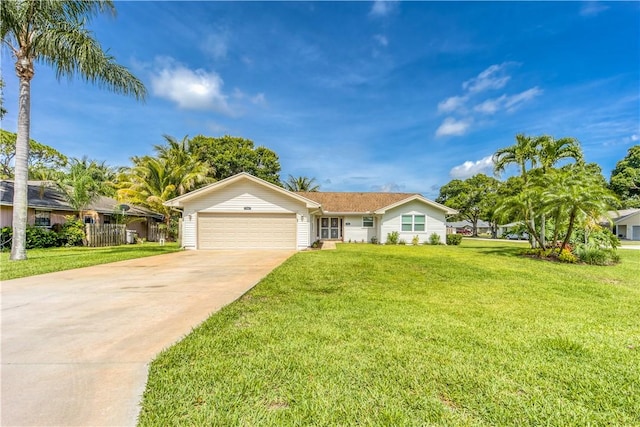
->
[198, 213, 296, 249]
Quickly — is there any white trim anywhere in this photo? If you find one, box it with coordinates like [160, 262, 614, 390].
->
[165, 172, 322, 209]
[375, 194, 457, 215]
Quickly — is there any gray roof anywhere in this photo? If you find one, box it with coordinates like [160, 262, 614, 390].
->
[0, 180, 163, 220]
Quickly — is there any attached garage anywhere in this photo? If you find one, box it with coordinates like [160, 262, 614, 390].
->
[197, 213, 296, 249]
[164, 173, 322, 250]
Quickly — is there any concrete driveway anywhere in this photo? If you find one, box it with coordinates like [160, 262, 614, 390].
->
[1, 249, 294, 427]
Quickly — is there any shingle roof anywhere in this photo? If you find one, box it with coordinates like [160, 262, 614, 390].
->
[0, 180, 162, 219]
[295, 191, 418, 213]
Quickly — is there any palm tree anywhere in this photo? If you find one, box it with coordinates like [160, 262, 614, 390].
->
[493, 134, 538, 182]
[56, 157, 107, 221]
[2, 0, 146, 260]
[154, 135, 213, 195]
[537, 135, 583, 172]
[284, 175, 320, 192]
[535, 135, 584, 247]
[118, 154, 210, 227]
[494, 134, 540, 245]
[543, 165, 617, 251]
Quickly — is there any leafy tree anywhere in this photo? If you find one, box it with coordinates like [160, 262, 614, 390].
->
[437, 174, 500, 237]
[0, 130, 67, 179]
[284, 175, 320, 192]
[1, 0, 146, 260]
[190, 135, 281, 185]
[609, 145, 640, 208]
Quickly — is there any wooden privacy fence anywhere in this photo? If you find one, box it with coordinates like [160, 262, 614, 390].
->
[147, 223, 166, 242]
[85, 224, 126, 247]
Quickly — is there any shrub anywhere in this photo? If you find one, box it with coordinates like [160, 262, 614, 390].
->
[60, 218, 85, 246]
[26, 225, 60, 249]
[398, 239, 406, 245]
[574, 244, 620, 266]
[411, 235, 420, 246]
[1, 226, 12, 251]
[428, 233, 442, 245]
[370, 236, 378, 244]
[386, 231, 399, 245]
[446, 234, 463, 245]
[557, 249, 577, 263]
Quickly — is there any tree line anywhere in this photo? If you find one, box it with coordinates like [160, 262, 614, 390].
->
[437, 134, 639, 254]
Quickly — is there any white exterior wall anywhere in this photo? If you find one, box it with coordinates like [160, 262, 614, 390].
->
[379, 200, 448, 244]
[343, 215, 377, 243]
[616, 212, 640, 240]
[180, 181, 311, 249]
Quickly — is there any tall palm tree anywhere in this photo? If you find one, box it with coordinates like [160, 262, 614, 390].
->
[493, 134, 538, 182]
[537, 135, 584, 173]
[284, 175, 320, 192]
[2, 0, 146, 260]
[535, 135, 584, 247]
[493, 134, 540, 245]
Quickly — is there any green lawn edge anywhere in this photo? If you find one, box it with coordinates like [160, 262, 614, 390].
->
[0, 242, 182, 281]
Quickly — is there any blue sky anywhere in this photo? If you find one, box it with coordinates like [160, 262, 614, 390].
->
[1, 1, 638, 197]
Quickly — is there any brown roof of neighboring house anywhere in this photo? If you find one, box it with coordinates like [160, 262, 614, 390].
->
[295, 191, 418, 213]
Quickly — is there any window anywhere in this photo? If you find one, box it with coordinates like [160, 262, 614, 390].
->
[34, 210, 51, 227]
[84, 216, 94, 224]
[363, 216, 373, 227]
[402, 214, 426, 232]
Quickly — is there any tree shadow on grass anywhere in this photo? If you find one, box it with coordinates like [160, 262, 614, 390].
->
[458, 245, 525, 258]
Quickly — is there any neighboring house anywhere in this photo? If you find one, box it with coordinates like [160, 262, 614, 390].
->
[609, 209, 640, 241]
[164, 173, 458, 250]
[446, 219, 492, 235]
[0, 180, 163, 239]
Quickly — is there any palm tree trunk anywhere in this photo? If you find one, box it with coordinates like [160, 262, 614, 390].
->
[10, 75, 32, 261]
[561, 209, 577, 250]
[541, 213, 546, 248]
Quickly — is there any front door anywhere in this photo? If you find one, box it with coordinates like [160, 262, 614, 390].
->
[320, 217, 342, 240]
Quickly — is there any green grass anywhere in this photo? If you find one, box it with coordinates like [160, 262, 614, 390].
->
[1, 242, 182, 280]
[138, 240, 640, 426]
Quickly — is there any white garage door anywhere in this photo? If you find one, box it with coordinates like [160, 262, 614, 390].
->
[633, 226, 640, 241]
[198, 213, 296, 249]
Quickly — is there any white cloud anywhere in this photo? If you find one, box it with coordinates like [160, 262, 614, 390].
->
[473, 87, 542, 114]
[503, 87, 543, 111]
[251, 93, 267, 105]
[631, 134, 639, 142]
[580, 1, 609, 17]
[474, 96, 504, 114]
[449, 155, 495, 179]
[372, 182, 405, 192]
[202, 32, 229, 59]
[374, 34, 388, 47]
[438, 95, 468, 114]
[370, 0, 398, 17]
[436, 117, 472, 137]
[462, 63, 512, 93]
[151, 58, 231, 114]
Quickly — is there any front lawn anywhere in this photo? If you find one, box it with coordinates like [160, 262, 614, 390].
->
[138, 240, 639, 425]
[1, 242, 182, 281]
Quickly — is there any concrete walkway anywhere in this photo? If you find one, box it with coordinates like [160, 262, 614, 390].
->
[1, 249, 294, 426]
